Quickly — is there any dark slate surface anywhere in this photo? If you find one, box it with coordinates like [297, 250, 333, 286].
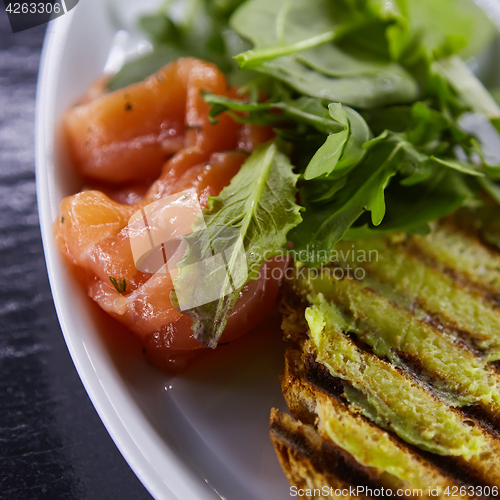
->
[0, 8, 153, 500]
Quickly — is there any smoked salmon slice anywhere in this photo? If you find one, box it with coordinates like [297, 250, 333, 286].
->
[56, 58, 278, 371]
[64, 58, 242, 183]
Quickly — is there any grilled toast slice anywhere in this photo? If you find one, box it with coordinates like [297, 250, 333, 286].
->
[270, 408, 372, 500]
[272, 215, 500, 499]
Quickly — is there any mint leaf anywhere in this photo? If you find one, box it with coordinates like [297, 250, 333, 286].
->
[172, 141, 302, 347]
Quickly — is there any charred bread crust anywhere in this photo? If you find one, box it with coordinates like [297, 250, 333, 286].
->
[274, 223, 500, 498]
[270, 409, 373, 500]
[273, 314, 498, 497]
[279, 280, 309, 344]
[278, 346, 482, 499]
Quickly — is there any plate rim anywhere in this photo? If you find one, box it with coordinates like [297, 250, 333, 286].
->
[34, 8, 223, 500]
[34, 2, 500, 499]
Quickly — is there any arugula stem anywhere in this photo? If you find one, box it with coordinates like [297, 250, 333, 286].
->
[235, 20, 367, 69]
[204, 93, 345, 133]
[434, 55, 500, 119]
[478, 177, 500, 205]
[277, 103, 344, 133]
[235, 31, 337, 68]
[276, 0, 292, 44]
[205, 142, 278, 345]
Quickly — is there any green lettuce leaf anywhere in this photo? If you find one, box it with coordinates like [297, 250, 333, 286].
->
[347, 169, 478, 237]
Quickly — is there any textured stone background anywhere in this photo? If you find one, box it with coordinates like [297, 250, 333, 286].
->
[0, 7, 152, 500]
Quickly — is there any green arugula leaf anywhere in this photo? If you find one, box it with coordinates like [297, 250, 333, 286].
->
[303, 104, 349, 180]
[407, 102, 449, 146]
[399, 161, 433, 186]
[231, 0, 343, 68]
[254, 57, 419, 109]
[230, 0, 419, 108]
[204, 91, 371, 180]
[203, 93, 344, 133]
[305, 176, 348, 204]
[363, 130, 390, 149]
[334, 106, 372, 174]
[295, 43, 393, 77]
[397, 0, 495, 60]
[430, 156, 484, 177]
[139, 12, 181, 46]
[289, 141, 404, 266]
[304, 104, 371, 180]
[434, 56, 500, 120]
[172, 141, 302, 347]
[347, 168, 478, 237]
[364, 107, 413, 136]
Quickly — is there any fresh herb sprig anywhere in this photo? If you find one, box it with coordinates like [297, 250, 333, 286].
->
[109, 276, 127, 294]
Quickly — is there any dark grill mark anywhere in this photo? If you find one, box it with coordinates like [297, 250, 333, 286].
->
[326, 282, 494, 415]
[417, 303, 484, 357]
[401, 237, 500, 310]
[393, 349, 449, 393]
[344, 260, 494, 365]
[271, 417, 390, 496]
[298, 352, 496, 490]
[460, 405, 500, 437]
[303, 354, 345, 399]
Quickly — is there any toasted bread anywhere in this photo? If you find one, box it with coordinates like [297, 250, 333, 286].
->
[272, 217, 500, 499]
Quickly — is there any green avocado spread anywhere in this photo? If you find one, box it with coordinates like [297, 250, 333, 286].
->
[305, 296, 486, 459]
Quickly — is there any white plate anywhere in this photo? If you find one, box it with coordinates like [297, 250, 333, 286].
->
[35, 1, 500, 499]
[35, 1, 292, 499]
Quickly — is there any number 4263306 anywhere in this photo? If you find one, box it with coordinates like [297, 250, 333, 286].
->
[6, 2, 62, 14]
